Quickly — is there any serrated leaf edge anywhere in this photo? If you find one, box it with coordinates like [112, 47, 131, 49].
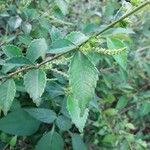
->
[24, 69, 46, 106]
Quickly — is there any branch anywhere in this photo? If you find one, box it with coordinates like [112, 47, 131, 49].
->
[95, 1, 150, 37]
[0, 1, 149, 81]
[0, 53, 65, 80]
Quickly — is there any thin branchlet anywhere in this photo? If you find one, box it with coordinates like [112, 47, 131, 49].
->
[0, 1, 149, 81]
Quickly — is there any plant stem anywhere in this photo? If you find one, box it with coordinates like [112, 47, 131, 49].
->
[0, 1, 149, 81]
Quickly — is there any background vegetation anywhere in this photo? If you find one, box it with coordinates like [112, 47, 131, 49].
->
[0, 0, 150, 150]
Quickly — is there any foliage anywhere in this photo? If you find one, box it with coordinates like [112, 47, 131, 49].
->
[0, 0, 150, 149]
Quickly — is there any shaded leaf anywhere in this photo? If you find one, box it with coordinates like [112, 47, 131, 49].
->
[45, 80, 65, 99]
[22, 22, 32, 34]
[24, 108, 57, 123]
[2, 45, 22, 58]
[116, 96, 128, 110]
[36, 131, 64, 150]
[8, 16, 22, 30]
[18, 35, 32, 45]
[66, 32, 89, 46]
[56, 115, 72, 131]
[50, 26, 62, 42]
[0, 109, 40, 136]
[71, 134, 87, 150]
[104, 108, 118, 116]
[9, 136, 17, 147]
[107, 38, 127, 70]
[0, 79, 16, 115]
[5, 57, 34, 66]
[140, 102, 150, 116]
[61, 98, 70, 118]
[26, 38, 47, 62]
[103, 134, 118, 145]
[56, 0, 68, 15]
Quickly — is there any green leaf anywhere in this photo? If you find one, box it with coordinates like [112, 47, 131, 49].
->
[10, 99, 21, 111]
[0, 109, 40, 136]
[103, 134, 118, 145]
[24, 69, 47, 106]
[56, 0, 68, 15]
[18, 35, 32, 45]
[9, 136, 17, 147]
[2, 45, 23, 58]
[0, 60, 5, 65]
[22, 22, 32, 34]
[107, 38, 127, 70]
[120, 140, 131, 150]
[26, 38, 47, 62]
[69, 51, 98, 113]
[24, 108, 57, 123]
[5, 57, 34, 66]
[50, 26, 62, 42]
[45, 80, 65, 99]
[71, 134, 87, 150]
[1, 64, 16, 74]
[0, 79, 16, 115]
[39, 18, 51, 31]
[36, 131, 64, 150]
[48, 39, 76, 54]
[140, 101, 150, 116]
[61, 98, 70, 118]
[83, 23, 100, 34]
[67, 95, 89, 132]
[131, 0, 139, 5]
[56, 115, 72, 131]
[104, 108, 118, 116]
[66, 32, 89, 46]
[125, 123, 135, 130]
[116, 96, 128, 110]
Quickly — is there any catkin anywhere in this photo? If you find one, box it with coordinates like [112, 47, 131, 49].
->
[51, 68, 68, 78]
[95, 47, 126, 55]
